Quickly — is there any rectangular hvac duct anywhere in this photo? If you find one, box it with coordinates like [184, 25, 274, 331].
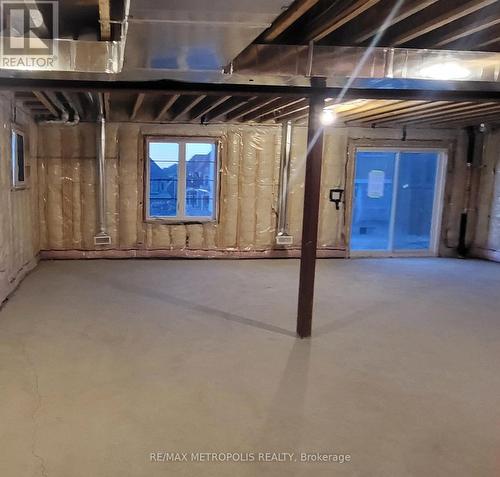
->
[0, 38, 121, 74]
[232, 45, 500, 87]
[123, 0, 290, 72]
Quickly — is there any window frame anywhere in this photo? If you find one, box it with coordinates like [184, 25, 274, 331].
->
[11, 128, 27, 190]
[144, 135, 220, 224]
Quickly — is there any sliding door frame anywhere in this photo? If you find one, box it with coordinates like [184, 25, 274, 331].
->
[346, 141, 448, 258]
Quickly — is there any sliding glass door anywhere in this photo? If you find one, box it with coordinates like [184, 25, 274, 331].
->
[350, 148, 445, 255]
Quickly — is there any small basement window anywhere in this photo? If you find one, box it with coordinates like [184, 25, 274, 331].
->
[145, 137, 218, 221]
[11, 130, 26, 188]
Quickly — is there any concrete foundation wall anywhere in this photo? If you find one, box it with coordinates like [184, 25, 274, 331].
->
[472, 129, 500, 262]
[0, 93, 39, 304]
[37, 122, 467, 258]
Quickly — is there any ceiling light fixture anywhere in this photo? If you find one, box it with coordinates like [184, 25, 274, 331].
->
[320, 109, 336, 126]
[420, 62, 471, 81]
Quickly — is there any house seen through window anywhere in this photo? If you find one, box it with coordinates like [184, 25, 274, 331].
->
[146, 138, 217, 220]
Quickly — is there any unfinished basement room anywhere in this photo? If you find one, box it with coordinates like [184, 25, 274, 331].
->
[1, 1, 500, 476]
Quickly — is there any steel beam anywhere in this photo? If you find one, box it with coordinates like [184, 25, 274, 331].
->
[296, 87, 326, 338]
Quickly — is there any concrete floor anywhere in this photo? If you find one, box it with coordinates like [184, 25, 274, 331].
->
[0, 258, 499, 477]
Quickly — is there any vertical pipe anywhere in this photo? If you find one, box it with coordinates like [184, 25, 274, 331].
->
[96, 93, 107, 236]
[296, 93, 325, 338]
[277, 120, 293, 236]
[458, 126, 477, 256]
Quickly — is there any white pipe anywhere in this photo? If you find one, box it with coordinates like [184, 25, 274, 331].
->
[96, 93, 107, 236]
[277, 120, 293, 236]
[38, 91, 81, 125]
[62, 92, 80, 124]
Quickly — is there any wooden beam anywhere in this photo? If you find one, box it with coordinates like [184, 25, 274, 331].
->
[277, 108, 310, 122]
[243, 98, 305, 122]
[33, 91, 58, 116]
[155, 94, 180, 121]
[169, 95, 207, 120]
[261, 0, 321, 42]
[443, 23, 500, 50]
[203, 96, 253, 122]
[473, 34, 500, 49]
[103, 92, 111, 120]
[373, 102, 492, 125]
[67, 92, 85, 118]
[345, 101, 443, 123]
[428, 108, 500, 126]
[130, 93, 145, 120]
[296, 91, 326, 338]
[387, 0, 498, 46]
[14, 92, 34, 100]
[260, 99, 310, 122]
[305, 0, 382, 42]
[98, 0, 111, 41]
[339, 100, 414, 121]
[431, 13, 500, 47]
[399, 106, 496, 125]
[226, 97, 279, 121]
[422, 105, 500, 124]
[335, 100, 404, 118]
[189, 95, 231, 121]
[353, 0, 438, 43]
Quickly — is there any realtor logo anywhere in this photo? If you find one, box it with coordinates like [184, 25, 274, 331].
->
[1, 0, 58, 68]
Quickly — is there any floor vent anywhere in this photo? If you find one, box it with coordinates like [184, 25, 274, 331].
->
[276, 234, 293, 246]
[94, 234, 112, 246]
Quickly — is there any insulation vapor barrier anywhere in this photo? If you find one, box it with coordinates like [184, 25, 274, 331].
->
[0, 93, 39, 304]
[38, 123, 307, 258]
[473, 128, 500, 260]
[37, 121, 465, 260]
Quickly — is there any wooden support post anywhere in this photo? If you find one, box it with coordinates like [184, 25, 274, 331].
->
[296, 92, 326, 338]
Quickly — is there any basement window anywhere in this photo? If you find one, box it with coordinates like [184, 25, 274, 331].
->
[145, 137, 218, 222]
[11, 130, 26, 189]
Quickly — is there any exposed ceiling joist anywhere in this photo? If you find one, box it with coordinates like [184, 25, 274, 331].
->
[33, 91, 58, 116]
[370, 102, 476, 125]
[344, 101, 446, 123]
[261, 0, 321, 42]
[155, 94, 180, 121]
[260, 99, 310, 122]
[14, 92, 34, 100]
[170, 95, 207, 120]
[130, 93, 145, 120]
[473, 34, 500, 49]
[399, 102, 497, 124]
[245, 98, 306, 122]
[276, 107, 310, 122]
[305, 0, 383, 42]
[103, 92, 111, 120]
[189, 96, 232, 121]
[387, 0, 498, 46]
[67, 92, 85, 118]
[329, 100, 397, 118]
[353, 0, 438, 43]
[427, 110, 500, 126]
[431, 13, 500, 47]
[446, 24, 500, 49]
[227, 97, 280, 121]
[423, 104, 500, 123]
[339, 100, 411, 121]
[98, 0, 111, 41]
[204, 97, 253, 122]
[21, 100, 43, 106]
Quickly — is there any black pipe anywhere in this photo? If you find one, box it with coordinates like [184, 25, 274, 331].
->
[457, 126, 477, 257]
